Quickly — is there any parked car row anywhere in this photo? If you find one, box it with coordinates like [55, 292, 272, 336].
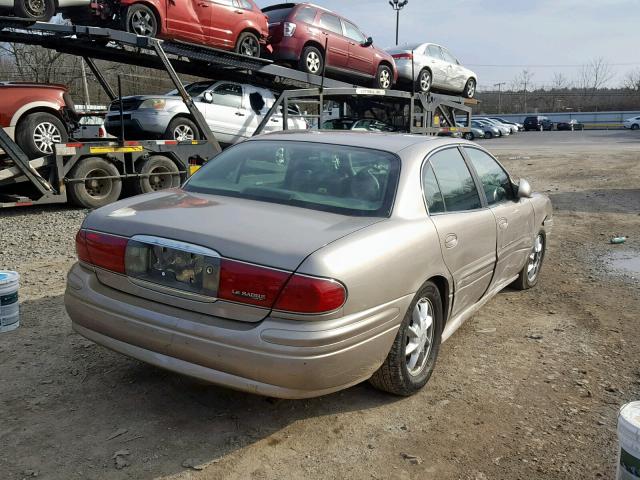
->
[0, 1, 478, 96]
[456, 117, 523, 141]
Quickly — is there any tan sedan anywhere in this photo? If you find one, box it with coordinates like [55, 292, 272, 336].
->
[65, 132, 552, 398]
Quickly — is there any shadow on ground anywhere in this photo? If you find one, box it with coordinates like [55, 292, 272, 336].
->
[549, 188, 640, 214]
[0, 294, 403, 479]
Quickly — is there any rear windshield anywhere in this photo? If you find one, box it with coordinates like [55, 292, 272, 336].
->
[184, 140, 400, 217]
[265, 7, 292, 23]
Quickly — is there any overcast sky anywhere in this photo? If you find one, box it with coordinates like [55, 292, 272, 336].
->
[256, 0, 640, 90]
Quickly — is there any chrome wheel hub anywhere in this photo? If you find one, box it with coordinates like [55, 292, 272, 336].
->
[306, 52, 321, 73]
[379, 70, 391, 89]
[420, 72, 431, 92]
[240, 37, 259, 57]
[405, 297, 434, 376]
[173, 125, 194, 142]
[466, 80, 476, 97]
[131, 11, 154, 36]
[33, 122, 62, 154]
[527, 234, 544, 282]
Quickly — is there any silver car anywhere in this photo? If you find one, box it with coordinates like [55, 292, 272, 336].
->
[477, 118, 510, 137]
[65, 132, 552, 399]
[105, 80, 307, 145]
[0, 0, 88, 20]
[387, 43, 477, 98]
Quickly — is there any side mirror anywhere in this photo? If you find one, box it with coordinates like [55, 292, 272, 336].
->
[518, 179, 532, 198]
[203, 91, 214, 104]
[362, 37, 373, 47]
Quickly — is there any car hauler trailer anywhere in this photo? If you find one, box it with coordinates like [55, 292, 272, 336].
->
[0, 17, 473, 209]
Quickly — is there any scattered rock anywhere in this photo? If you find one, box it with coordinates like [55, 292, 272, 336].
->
[107, 428, 128, 441]
[400, 453, 423, 465]
[477, 328, 497, 334]
[526, 334, 544, 340]
[112, 449, 131, 470]
[182, 459, 204, 471]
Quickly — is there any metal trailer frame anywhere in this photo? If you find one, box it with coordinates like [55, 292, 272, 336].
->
[255, 88, 476, 136]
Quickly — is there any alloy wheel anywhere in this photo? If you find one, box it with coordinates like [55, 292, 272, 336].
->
[306, 52, 321, 74]
[527, 234, 544, 282]
[173, 124, 195, 142]
[379, 69, 391, 89]
[33, 121, 62, 154]
[25, 0, 46, 16]
[419, 71, 431, 92]
[240, 36, 259, 57]
[405, 297, 435, 376]
[130, 10, 155, 36]
[466, 79, 476, 98]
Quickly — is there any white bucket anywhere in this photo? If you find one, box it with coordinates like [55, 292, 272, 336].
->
[618, 402, 640, 479]
[0, 271, 20, 333]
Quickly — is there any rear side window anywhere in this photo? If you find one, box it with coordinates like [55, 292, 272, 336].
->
[343, 20, 366, 43]
[422, 163, 445, 214]
[318, 13, 343, 35]
[265, 7, 292, 23]
[212, 83, 243, 108]
[428, 148, 482, 212]
[294, 6, 317, 23]
[234, 0, 253, 9]
[185, 141, 400, 217]
[427, 45, 444, 60]
[464, 148, 514, 205]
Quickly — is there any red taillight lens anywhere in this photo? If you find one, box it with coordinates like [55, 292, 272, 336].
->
[84, 231, 128, 274]
[75, 229, 90, 264]
[274, 274, 346, 314]
[218, 259, 290, 308]
[392, 53, 413, 60]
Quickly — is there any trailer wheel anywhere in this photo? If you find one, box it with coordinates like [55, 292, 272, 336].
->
[14, 0, 55, 21]
[68, 157, 122, 209]
[134, 156, 181, 195]
[124, 4, 158, 37]
[16, 112, 68, 159]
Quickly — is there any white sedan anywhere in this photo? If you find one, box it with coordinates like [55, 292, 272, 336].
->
[0, 0, 88, 21]
[623, 116, 640, 130]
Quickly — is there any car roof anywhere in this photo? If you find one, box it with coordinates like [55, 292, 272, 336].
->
[252, 130, 456, 153]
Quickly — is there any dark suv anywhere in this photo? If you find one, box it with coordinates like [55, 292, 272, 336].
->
[263, 3, 397, 89]
[523, 116, 553, 131]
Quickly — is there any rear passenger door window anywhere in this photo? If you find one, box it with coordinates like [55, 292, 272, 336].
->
[463, 148, 514, 205]
[212, 83, 243, 109]
[318, 13, 343, 35]
[422, 163, 445, 214]
[428, 148, 482, 212]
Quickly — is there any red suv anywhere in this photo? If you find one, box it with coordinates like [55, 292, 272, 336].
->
[264, 3, 397, 89]
[0, 83, 77, 158]
[89, 0, 269, 57]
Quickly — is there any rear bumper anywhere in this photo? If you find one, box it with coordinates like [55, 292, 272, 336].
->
[65, 264, 406, 398]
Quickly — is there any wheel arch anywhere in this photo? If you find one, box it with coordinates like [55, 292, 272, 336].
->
[11, 103, 65, 129]
[302, 40, 326, 56]
[428, 275, 451, 325]
[167, 113, 203, 137]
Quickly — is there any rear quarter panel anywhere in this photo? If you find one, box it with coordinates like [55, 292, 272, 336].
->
[530, 192, 553, 236]
[0, 87, 66, 128]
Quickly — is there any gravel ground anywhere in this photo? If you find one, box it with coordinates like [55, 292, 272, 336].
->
[1, 130, 639, 480]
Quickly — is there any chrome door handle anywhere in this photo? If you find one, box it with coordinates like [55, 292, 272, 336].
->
[235, 10, 244, 14]
[235, 112, 245, 117]
[444, 233, 458, 249]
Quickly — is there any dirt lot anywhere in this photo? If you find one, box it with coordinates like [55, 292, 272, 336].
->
[1, 130, 639, 480]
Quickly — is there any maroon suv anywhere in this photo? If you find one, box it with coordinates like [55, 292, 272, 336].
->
[264, 3, 397, 89]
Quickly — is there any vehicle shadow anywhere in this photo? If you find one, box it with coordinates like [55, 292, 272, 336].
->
[549, 188, 640, 214]
[1, 294, 405, 479]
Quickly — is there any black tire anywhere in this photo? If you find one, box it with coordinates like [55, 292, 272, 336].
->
[15, 112, 68, 159]
[375, 64, 393, 90]
[512, 232, 546, 290]
[463, 132, 474, 141]
[124, 4, 158, 37]
[484, 131, 493, 139]
[67, 157, 122, 209]
[416, 69, 432, 93]
[369, 281, 443, 396]
[299, 45, 324, 75]
[235, 31, 260, 57]
[14, 0, 55, 20]
[632, 124, 639, 130]
[163, 117, 201, 142]
[133, 156, 181, 195]
[463, 78, 476, 98]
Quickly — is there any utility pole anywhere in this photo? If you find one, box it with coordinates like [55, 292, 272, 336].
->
[80, 58, 91, 110]
[494, 82, 505, 113]
[389, 0, 409, 45]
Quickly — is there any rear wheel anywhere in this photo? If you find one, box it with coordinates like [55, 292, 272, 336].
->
[484, 131, 493, 139]
[512, 233, 546, 290]
[67, 157, 122, 209]
[164, 117, 200, 142]
[463, 78, 476, 98]
[134, 156, 181, 195]
[235, 31, 260, 57]
[463, 132, 474, 141]
[369, 281, 443, 396]
[416, 69, 432, 93]
[124, 4, 158, 37]
[631, 124, 639, 130]
[299, 46, 324, 75]
[375, 64, 393, 90]
[15, 112, 68, 159]
[14, 0, 55, 21]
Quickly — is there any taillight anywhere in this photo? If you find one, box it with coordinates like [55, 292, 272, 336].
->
[274, 274, 346, 314]
[77, 229, 128, 274]
[218, 259, 290, 308]
[392, 53, 413, 60]
[283, 21, 296, 37]
[98, 126, 106, 138]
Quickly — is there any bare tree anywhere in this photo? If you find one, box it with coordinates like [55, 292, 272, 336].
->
[623, 69, 640, 91]
[512, 69, 534, 112]
[578, 57, 614, 91]
[550, 72, 570, 90]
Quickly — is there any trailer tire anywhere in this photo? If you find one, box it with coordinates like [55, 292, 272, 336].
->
[16, 112, 68, 159]
[14, 0, 55, 21]
[134, 156, 181, 195]
[67, 157, 122, 209]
